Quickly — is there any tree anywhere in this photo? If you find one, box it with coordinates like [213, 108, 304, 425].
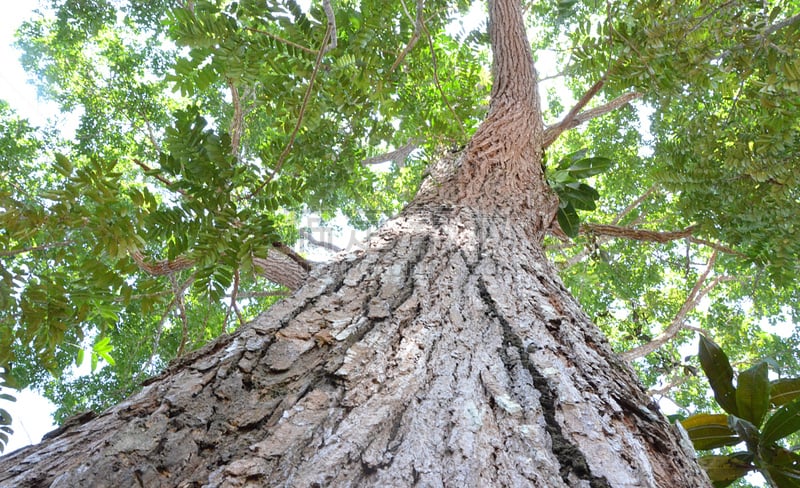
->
[0, 0, 713, 485]
[1, 0, 798, 485]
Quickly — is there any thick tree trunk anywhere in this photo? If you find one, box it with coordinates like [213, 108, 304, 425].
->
[0, 199, 708, 488]
[0, 0, 711, 486]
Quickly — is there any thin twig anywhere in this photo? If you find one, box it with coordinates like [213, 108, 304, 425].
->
[250, 26, 332, 198]
[421, 10, 465, 132]
[0, 241, 72, 257]
[687, 236, 743, 257]
[131, 159, 188, 196]
[140, 273, 195, 378]
[611, 184, 658, 225]
[224, 269, 241, 332]
[244, 27, 318, 54]
[174, 274, 189, 357]
[390, 0, 425, 73]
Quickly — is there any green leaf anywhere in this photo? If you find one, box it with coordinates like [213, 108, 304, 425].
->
[556, 148, 588, 170]
[771, 378, 800, 407]
[557, 201, 581, 237]
[0, 393, 15, 402]
[681, 413, 740, 450]
[699, 336, 738, 416]
[736, 361, 770, 427]
[54, 153, 73, 177]
[558, 182, 600, 210]
[727, 416, 760, 452]
[762, 397, 800, 444]
[567, 157, 613, 179]
[698, 454, 753, 487]
[763, 466, 800, 488]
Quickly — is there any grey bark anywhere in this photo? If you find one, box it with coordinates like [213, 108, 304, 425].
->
[0, 0, 711, 486]
[0, 197, 708, 488]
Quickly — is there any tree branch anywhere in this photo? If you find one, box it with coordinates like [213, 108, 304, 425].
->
[131, 243, 309, 290]
[390, 0, 425, 73]
[140, 273, 195, 379]
[542, 91, 641, 148]
[361, 139, 420, 167]
[252, 249, 309, 291]
[548, 74, 607, 139]
[321, 0, 337, 54]
[0, 241, 73, 257]
[300, 228, 343, 253]
[131, 159, 188, 196]
[228, 78, 243, 159]
[621, 252, 730, 362]
[583, 223, 697, 243]
[611, 184, 658, 225]
[244, 27, 318, 55]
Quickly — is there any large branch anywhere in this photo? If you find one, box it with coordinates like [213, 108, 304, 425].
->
[361, 139, 420, 167]
[584, 223, 697, 243]
[131, 244, 310, 291]
[487, 0, 538, 111]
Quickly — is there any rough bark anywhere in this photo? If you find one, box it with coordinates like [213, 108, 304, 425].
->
[0, 0, 711, 486]
[0, 200, 707, 488]
[0, 176, 717, 475]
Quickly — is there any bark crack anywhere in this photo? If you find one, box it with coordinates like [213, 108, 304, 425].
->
[477, 278, 611, 488]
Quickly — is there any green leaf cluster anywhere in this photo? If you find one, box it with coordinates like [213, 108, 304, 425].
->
[681, 336, 800, 487]
[546, 148, 613, 236]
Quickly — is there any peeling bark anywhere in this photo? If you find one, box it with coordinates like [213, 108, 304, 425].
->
[0, 0, 711, 486]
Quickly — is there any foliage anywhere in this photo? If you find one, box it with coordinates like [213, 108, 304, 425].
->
[0, 371, 15, 454]
[680, 336, 800, 487]
[545, 148, 613, 237]
[1, 0, 489, 425]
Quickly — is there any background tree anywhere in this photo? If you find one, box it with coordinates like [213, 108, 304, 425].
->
[0, 1, 798, 485]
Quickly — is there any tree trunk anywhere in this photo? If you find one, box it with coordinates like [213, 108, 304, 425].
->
[0, 0, 711, 486]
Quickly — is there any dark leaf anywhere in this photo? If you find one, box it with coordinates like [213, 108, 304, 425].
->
[772, 378, 800, 407]
[736, 361, 770, 427]
[557, 201, 581, 237]
[699, 336, 738, 416]
[567, 157, 613, 179]
[762, 397, 800, 445]
[697, 454, 753, 487]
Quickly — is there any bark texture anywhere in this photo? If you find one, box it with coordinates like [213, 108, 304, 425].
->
[0, 201, 707, 487]
[0, 0, 711, 486]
